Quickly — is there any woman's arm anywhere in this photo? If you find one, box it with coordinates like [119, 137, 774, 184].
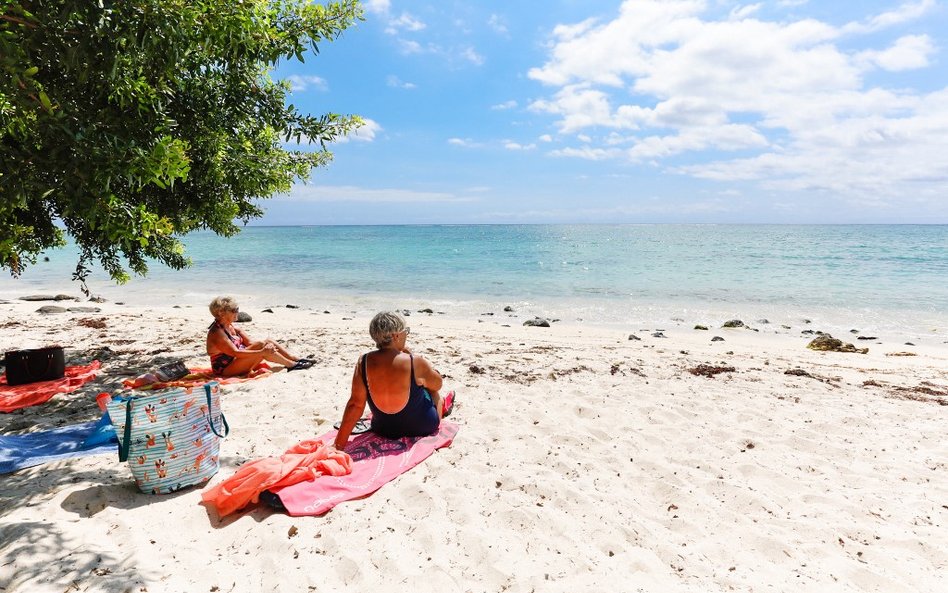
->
[413, 355, 443, 392]
[208, 327, 270, 357]
[333, 358, 369, 450]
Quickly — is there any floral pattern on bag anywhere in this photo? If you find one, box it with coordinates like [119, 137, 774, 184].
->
[108, 382, 228, 494]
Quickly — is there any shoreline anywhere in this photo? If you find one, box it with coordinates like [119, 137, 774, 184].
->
[1, 294, 947, 592]
[2, 280, 945, 347]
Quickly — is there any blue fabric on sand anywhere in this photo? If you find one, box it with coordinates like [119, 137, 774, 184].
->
[0, 416, 117, 474]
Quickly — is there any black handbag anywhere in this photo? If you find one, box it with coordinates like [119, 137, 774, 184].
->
[4, 347, 66, 385]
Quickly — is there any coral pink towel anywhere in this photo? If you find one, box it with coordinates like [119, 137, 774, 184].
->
[0, 361, 101, 413]
[201, 439, 352, 517]
[122, 363, 271, 391]
[273, 421, 459, 517]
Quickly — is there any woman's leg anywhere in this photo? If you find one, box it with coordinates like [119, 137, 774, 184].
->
[249, 339, 299, 362]
[429, 388, 444, 419]
[220, 349, 296, 376]
[219, 352, 266, 376]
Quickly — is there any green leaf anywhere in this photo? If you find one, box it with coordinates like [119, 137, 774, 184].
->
[37, 91, 52, 113]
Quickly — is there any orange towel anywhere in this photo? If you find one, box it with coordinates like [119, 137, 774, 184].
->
[201, 439, 352, 517]
[0, 361, 101, 413]
[122, 363, 271, 391]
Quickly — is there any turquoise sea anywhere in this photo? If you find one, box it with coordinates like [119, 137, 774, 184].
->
[2, 224, 947, 337]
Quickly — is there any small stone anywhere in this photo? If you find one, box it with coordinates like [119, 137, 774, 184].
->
[236, 311, 253, 322]
[652, 332, 666, 338]
[89, 296, 107, 303]
[20, 294, 57, 302]
[504, 306, 514, 312]
[722, 320, 745, 328]
[54, 294, 78, 301]
[807, 334, 868, 354]
[286, 304, 299, 309]
[711, 336, 724, 342]
[67, 306, 101, 313]
[418, 308, 434, 314]
[523, 318, 551, 328]
[850, 329, 859, 334]
[262, 308, 273, 313]
[628, 334, 641, 341]
[757, 319, 770, 324]
[694, 325, 708, 331]
[36, 305, 67, 314]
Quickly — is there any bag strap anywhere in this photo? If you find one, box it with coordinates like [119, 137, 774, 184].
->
[118, 397, 133, 462]
[25, 351, 54, 380]
[204, 383, 229, 438]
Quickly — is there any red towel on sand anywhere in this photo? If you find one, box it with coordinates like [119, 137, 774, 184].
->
[201, 439, 352, 517]
[0, 361, 101, 413]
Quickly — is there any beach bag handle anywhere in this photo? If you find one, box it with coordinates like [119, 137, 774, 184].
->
[118, 398, 134, 463]
[117, 383, 229, 462]
[204, 382, 230, 439]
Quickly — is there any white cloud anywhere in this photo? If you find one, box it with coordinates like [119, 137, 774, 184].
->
[285, 185, 473, 204]
[335, 118, 383, 144]
[504, 141, 536, 151]
[399, 39, 423, 54]
[856, 34, 935, 71]
[284, 75, 327, 92]
[386, 12, 426, 34]
[539, 134, 553, 142]
[528, 0, 948, 201]
[549, 146, 622, 161]
[462, 47, 485, 65]
[729, 4, 762, 20]
[448, 137, 484, 148]
[386, 75, 417, 89]
[491, 100, 518, 110]
[362, 0, 390, 15]
[841, 0, 935, 35]
[488, 14, 508, 35]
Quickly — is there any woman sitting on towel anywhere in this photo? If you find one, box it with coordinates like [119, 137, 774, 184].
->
[332, 311, 453, 450]
[206, 296, 313, 376]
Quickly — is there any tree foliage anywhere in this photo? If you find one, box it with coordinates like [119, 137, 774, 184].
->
[1, 0, 363, 285]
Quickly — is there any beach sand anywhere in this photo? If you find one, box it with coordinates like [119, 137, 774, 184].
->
[1, 297, 946, 593]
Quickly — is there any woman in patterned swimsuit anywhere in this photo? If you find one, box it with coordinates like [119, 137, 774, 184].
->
[206, 296, 313, 376]
[331, 311, 454, 451]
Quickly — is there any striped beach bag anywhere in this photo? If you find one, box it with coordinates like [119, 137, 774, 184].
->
[108, 382, 229, 494]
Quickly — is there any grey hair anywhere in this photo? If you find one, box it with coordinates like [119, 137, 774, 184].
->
[369, 311, 406, 348]
[209, 296, 239, 318]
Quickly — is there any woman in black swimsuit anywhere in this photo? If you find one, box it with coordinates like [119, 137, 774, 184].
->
[206, 296, 313, 376]
[332, 311, 453, 450]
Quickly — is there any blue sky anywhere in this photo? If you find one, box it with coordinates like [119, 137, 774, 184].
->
[262, 0, 948, 224]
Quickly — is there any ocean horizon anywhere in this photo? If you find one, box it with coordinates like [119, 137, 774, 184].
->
[2, 223, 946, 340]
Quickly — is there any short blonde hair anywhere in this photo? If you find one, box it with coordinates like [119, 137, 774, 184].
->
[209, 296, 239, 318]
[369, 311, 406, 349]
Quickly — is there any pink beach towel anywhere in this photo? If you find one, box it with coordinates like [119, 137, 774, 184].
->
[273, 421, 459, 516]
[0, 361, 101, 413]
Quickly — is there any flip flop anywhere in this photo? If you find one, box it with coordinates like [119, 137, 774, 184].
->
[442, 390, 455, 417]
[287, 359, 314, 371]
[333, 418, 371, 434]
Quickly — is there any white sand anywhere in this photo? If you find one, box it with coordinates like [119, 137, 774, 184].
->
[1, 298, 946, 593]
